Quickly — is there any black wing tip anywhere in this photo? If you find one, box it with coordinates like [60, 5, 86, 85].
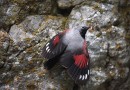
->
[75, 76, 89, 85]
[67, 64, 90, 85]
[74, 75, 89, 85]
[75, 80, 87, 85]
[67, 73, 89, 85]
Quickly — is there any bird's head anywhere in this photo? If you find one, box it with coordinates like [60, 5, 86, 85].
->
[79, 26, 90, 39]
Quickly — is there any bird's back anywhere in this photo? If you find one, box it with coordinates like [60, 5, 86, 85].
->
[63, 29, 84, 52]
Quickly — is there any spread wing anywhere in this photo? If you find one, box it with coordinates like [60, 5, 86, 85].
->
[60, 41, 90, 85]
[42, 32, 67, 59]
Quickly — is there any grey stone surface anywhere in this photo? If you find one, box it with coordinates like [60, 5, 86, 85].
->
[0, 0, 53, 30]
[57, 0, 85, 9]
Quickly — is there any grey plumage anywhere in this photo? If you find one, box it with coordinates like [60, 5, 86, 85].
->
[42, 26, 90, 85]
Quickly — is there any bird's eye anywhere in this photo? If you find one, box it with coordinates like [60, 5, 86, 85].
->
[81, 26, 90, 30]
[82, 26, 87, 30]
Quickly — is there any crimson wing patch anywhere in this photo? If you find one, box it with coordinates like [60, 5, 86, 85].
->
[67, 53, 90, 85]
[60, 44, 90, 85]
[42, 33, 66, 59]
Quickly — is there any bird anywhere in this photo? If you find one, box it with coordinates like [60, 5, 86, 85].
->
[41, 26, 90, 85]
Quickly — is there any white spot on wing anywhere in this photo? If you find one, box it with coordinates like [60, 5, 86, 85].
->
[46, 43, 49, 46]
[82, 75, 84, 80]
[47, 49, 50, 53]
[88, 70, 90, 75]
[46, 46, 49, 50]
[79, 75, 82, 79]
[85, 74, 88, 79]
[47, 46, 49, 49]
[46, 47, 48, 51]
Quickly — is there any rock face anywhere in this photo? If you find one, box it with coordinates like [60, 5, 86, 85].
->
[0, 0, 54, 31]
[57, 0, 130, 9]
[57, 0, 85, 9]
[0, 0, 130, 90]
[0, 15, 70, 90]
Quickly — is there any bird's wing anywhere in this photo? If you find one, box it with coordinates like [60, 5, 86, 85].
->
[60, 41, 90, 85]
[42, 32, 67, 59]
